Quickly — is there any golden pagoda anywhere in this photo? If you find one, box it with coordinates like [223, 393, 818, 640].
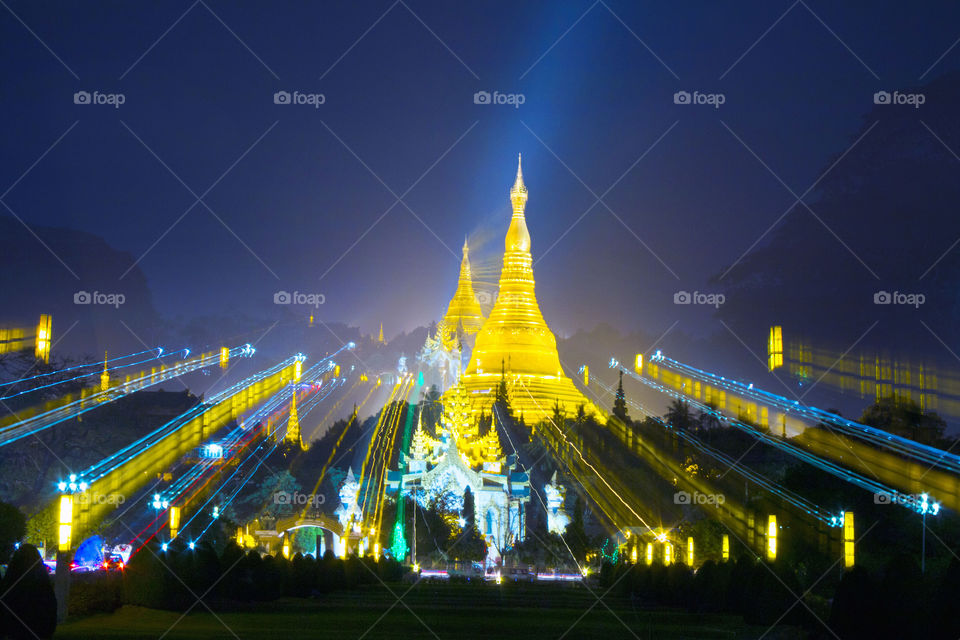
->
[438, 239, 485, 350]
[456, 155, 596, 422]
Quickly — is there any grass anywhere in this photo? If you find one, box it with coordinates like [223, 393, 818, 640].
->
[55, 582, 786, 639]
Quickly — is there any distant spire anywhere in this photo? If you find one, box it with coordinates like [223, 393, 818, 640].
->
[378, 322, 385, 343]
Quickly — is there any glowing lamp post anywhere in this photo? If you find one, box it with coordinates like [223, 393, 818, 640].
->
[843, 511, 855, 568]
[766, 515, 777, 561]
[58, 494, 73, 552]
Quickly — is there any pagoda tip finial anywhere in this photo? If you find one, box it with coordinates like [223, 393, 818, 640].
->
[511, 153, 527, 197]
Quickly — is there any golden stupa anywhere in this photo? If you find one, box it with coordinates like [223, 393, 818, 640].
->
[456, 155, 596, 422]
[438, 239, 485, 349]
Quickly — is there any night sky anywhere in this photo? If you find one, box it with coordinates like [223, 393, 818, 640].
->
[3, 1, 960, 341]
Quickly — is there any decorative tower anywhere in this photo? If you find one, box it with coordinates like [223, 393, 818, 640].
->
[439, 239, 486, 350]
[457, 155, 596, 421]
[100, 351, 110, 392]
[378, 322, 385, 344]
[285, 387, 303, 449]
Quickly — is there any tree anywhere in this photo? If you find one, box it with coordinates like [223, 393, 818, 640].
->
[696, 406, 721, 431]
[0, 544, 57, 639]
[860, 396, 946, 446]
[0, 501, 26, 563]
[454, 488, 486, 562]
[612, 370, 629, 422]
[665, 399, 695, 431]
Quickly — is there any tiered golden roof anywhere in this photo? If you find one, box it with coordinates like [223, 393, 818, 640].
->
[456, 155, 596, 422]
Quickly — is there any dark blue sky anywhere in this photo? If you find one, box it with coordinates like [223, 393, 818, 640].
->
[3, 0, 960, 340]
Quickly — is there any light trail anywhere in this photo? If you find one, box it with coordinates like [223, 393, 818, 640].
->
[590, 376, 841, 526]
[73, 353, 297, 486]
[514, 378, 655, 533]
[0, 347, 165, 394]
[619, 364, 934, 514]
[296, 381, 377, 522]
[0, 344, 255, 447]
[188, 376, 346, 543]
[652, 353, 960, 476]
[355, 380, 402, 527]
[373, 379, 416, 541]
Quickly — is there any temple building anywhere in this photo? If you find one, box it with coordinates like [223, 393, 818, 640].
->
[386, 377, 530, 555]
[455, 156, 597, 422]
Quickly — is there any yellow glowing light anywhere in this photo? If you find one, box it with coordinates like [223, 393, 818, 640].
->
[768, 326, 783, 371]
[58, 494, 73, 551]
[282, 543, 290, 559]
[635, 353, 643, 374]
[58, 524, 71, 551]
[663, 542, 672, 565]
[35, 314, 52, 363]
[220, 346, 230, 369]
[631, 546, 637, 563]
[843, 511, 855, 568]
[413, 563, 420, 573]
[456, 156, 597, 421]
[722, 534, 730, 561]
[496, 571, 502, 584]
[334, 365, 341, 378]
[646, 543, 653, 565]
[687, 537, 694, 565]
[294, 359, 303, 381]
[236, 527, 244, 547]
[582, 365, 589, 386]
[767, 515, 777, 561]
[59, 494, 73, 524]
[169, 506, 180, 531]
[100, 351, 110, 391]
[373, 542, 380, 561]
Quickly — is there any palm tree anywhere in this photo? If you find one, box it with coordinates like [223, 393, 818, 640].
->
[665, 399, 694, 431]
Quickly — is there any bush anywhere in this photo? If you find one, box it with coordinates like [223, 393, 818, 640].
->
[68, 571, 122, 615]
[0, 544, 57, 639]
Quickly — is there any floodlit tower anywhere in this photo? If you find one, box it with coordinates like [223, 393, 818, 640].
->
[378, 322, 385, 344]
[439, 239, 485, 350]
[100, 352, 110, 392]
[286, 387, 304, 449]
[458, 155, 596, 421]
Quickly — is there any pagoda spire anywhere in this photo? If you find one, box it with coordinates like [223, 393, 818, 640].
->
[439, 238, 484, 348]
[456, 155, 596, 422]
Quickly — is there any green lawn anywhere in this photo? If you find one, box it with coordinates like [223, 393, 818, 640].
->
[55, 583, 792, 639]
